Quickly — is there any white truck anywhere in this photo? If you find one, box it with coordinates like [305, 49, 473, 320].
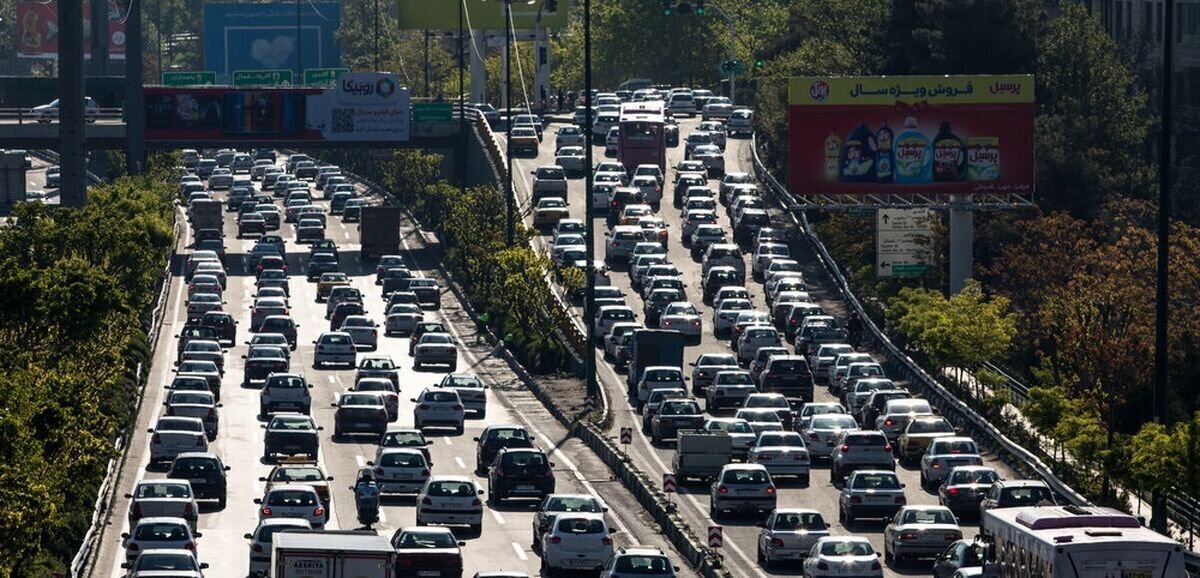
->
[272, 531, 395, 578]
[671, 430, 732, 483]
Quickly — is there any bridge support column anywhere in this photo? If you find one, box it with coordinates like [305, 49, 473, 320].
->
[949, 194, 974, 294]
[125, 0, 145, 174]
[59, 0, 88, 207]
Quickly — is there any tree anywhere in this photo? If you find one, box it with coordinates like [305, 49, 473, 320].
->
[1022, 385, 1072, 455]
[884, 0, 1046, 75]
[1129, 422, 1182, 495]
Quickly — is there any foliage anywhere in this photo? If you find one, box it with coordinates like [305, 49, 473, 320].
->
[885, 280, 1016, 372]
[0, 170, 176, 577]
[884, 0, 1045, 75]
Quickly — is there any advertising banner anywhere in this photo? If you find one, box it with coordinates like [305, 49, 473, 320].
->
[203, 2, 341, 81]
[15, 0, 128, 59]
[308, 72, 412, 142]
[395, 0, 568, 30]
[787, 75, 1035, 196]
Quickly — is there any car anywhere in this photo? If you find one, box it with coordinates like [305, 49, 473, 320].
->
[313, 331, 356, 368]
[666, 91, 696, 116]
[437, 373, 488, 417]
[837, 361, 887, 397]
[315, 273, 350, 303]
[838, 470, 906, 523]
[123, 548, 209, 576]
[600, 546, 679, 578]
[938, 466, 1001, 518]
[637, 216, 669, 245]
[635, 366, 687, 410]
[184, 292, 223, 322]
[254, 484, 326, 528]
[876, 398, 935, 445]
[734, 207, 772, 243]
[510, 127, 540, 155]
[897, 416, 957, 463]
[416, 476, 484, 533]
[207, 168, 234, 190]
[756, 509, 830, 568]
[690, 224, 728, 256]
[370, 448, 432, 495]
[747, 431, 811, 483]
[830, 429, 895, 484]
[331, 392, 389, 437]
[709, 463, 776, 519]
[473, 424, 534, 474]
[631, 175, 663, 209]
[712, 298, 753, 337]
[306, 252, 339, 280]
[845, 378, 897, 417]
[122, 517, 200, 562]
[802, 413, 860, 460]
[812, 344, 856, 383]
[978, 479, 1057, 518]
[262, 413, 321, 461]
[412, 387, 466, 433]
[727, 107, 754, 135]
[166, 453, 229, 508]
[883, 505, 963, 565]
[531, 494, 608, 552]
[413, 332, 458, 371]
[532, 197, 570, 229]
[164, 390, 219, 440]
[702, 96, 733, 121]
[238, 212, 267, 237]
[650, 399, 705, 444]
[531, 165, 569, 200]
[659, 302, 703, 341]
[385, 303, 424, 336]
[541, 513, 615, 574]
[737, 325, 781, 364]
[178, 339, 225, 373]
[748, 347, 789, 384]
[555, 125, 585, 149]
[735, 408, 786, 436]
[241, 345, 290, 388]
[259, 461, 334, 507]
[802, 537, 883, 578]
[351, 378, 400, 421]
[860, 390, 913, 429]
[555, 146, 586, 176]
[389, 526, 465, 578]
[408, 278, 441, 309]
[148, 417, 208, 465]
[489, 448, 556, 504]
[919, 437, 985, 490]
[690, 353, 739, 395]
[125, 479, 199, 527]
[698, 120, 727, 148]
[33, 96, 99, 122]
[340, 315, 380, 350]
[244, 518, 311, 577]
[829, 352, 875, 391]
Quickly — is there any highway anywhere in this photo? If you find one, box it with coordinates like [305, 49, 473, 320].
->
[89, 155, 696, 578]
[500, 117, 1016, 578]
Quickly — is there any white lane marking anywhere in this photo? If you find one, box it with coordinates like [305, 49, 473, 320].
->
[455, 456, 466, 469]
[356, 455, 366, 467]
[378, 506, 388, 525]
[443, 436, 453, 446]
[511, 542, 528, 561]
[343, 231, 350, 239]
[489, 508, 506, 525]
[328, 375, 336, 383]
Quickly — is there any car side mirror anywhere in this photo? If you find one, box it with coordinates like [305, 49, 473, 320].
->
[253, 498, 262, 504]
[458, 541, 468, 547]
[317, 426, 325, 431]
[331, 403, 338, 407]
[308, 384, 314, 388]
[327, 476, 335, 481]
[473, 437, 480, 442]
[900, 483, 906, 488]
[478, 489, 485, 495]
[410, 398, 418, 403]
[120, 563, 131, 569]
[825, 522, 832, 528]
[260, 424, 267, 429]
[194, 532, 204, 538]
[366, 461, 374, 466]
[146, 428, 154, 433]
[124, 493, 133, 499]
[241, 355, 247, 359]
[244, 532, 254, 539]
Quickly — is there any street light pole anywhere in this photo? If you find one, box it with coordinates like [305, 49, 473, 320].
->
[583, 0, 596, 400]
[1152, 0, 1175, 535]
[295, 0, 302, 79]
[374, 0, 380, 71]
[505, 0, 514, 245]
[460, 0, 467, 201]
[705, 3, 738, 104]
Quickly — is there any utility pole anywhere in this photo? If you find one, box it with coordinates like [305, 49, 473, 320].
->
[156, 0, 164, 78]
[424, 30, 431, 97]
[125, 0, 145, 174]
[504, 1, 514, 245]
[460, 0, 467, 200]
[583, 0, 596, 400]
[60, 0, 87, 206]
[374, 0, 380, 71]
[295, 0, 302, 79]
[1152, 0, 1175, 535]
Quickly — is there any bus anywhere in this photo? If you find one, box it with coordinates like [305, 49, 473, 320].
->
[979, 505, 1186, 578]
[617, 101, 666, 174]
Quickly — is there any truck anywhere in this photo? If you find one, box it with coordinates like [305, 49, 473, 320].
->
[189, 198, 223, 239]
[359, 206, 402, 260]
[672, 430, 732, 483]
[273, 530, 395, 578]
[626, 329, 686, 392]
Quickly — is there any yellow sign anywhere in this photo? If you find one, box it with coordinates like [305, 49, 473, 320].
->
[789, 75, 1035, 106]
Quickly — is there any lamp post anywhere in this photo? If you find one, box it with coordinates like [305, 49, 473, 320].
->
[374, 0, 380, 71]
[583, 0, 596, 400]
[295, 0, 302, 79]
[495, 0, 536, 246]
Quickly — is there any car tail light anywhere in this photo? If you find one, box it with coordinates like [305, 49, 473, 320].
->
[769, 537, 785, 547]
[840, 444, 849, 452]
[422, 497, 433, 505]
[396, 559, 413, 567]
[195, 437, 205, 446]
[128, 543, 140, 552]
[884, 419, 894, 426]
[870, 561, 882, 571]
[602, 536, 613, 546]
[884, 444, 892, 452]
[261, 506, 272, 516]
[946, 487, 959, 496]
[807, 433, 820, 441]
[549, 536, 562, 544]
[757, 454, 771, 461]
[184, 541, 196, 551]
[184, 503, 194, 516]
[900, 532, 918, 541]
[849, 496, 862, 504]
[895, 496, 907, 504]
[374, 467, 385, 476]
[946, 533, 961, 541]
[419, 404, 431, 410]
[131, 502, 142, 518]
[765, 486, 776, 495]
[932, 462, 942, 469]
[816, 562, 829, 570]
[252, 543, 263, 553]
[471, 498, 481, 506]
[313, 506, 325, 517]
[717, 485, 728, 494]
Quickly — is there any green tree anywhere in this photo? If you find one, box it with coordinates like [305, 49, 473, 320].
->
[1129, 422, 1182, 495]
[884, 0, 1046, 75]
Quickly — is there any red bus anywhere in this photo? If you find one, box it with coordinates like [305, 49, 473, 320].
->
[618, 102, 666, 174]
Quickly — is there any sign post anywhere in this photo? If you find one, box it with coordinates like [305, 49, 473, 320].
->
[619, 427, 633, 451]
[707, 526, 723, 548]
[232, 69, 294, 86]
[304, 67, 350, 86]
[161, 71, 217, 86]
[662, 473, 676, 509]
[876, 208, 932, 278]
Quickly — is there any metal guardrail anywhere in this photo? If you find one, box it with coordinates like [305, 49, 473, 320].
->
[747, 134, 1094, 510]
[981, 361, 1030, 402]
[0, 107, 125, 124]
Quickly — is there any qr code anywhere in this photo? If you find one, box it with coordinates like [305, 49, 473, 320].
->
[332, 108, 354, 133]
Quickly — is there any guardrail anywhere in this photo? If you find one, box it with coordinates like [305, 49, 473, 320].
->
[981, 361, 1030, 402]
[0, 107, 125, 124]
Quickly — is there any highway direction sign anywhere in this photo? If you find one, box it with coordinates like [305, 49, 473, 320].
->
[232, 69, 294, 86]
[877, 208, 932, 278]
[413, 102, 454, 123]
[160, 71, 217, 86]
[304, 67, 349, 86]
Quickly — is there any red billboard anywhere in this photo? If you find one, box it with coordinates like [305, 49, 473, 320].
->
[15, 0, 128, 59]
[787, 75, 1035, 196]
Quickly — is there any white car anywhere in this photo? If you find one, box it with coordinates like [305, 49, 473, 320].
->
[883, 505, 963, 564]
[437, 373, 488, 417]
[692, 144, 726, 176]
[411, 387, 466, 433]
[920, 437, 984, 490]
[370, 448, 432, 495]
[756, 508, 830, 568]
[148, 417, 208, 464]
[702, 97, 734, 121]
[658, 302, 702, 340]
[541, 513, 615, 573]
[126, 479, 199, 528]
[415, 476, 484, 533]
[727, 107, 754, 136]
[313, 331, 356, 367]
[605, 126, 621, 155]
[532, 165, 569, 199]
[803, 413, 861, 459]
[555, 146, 586, 176]
[737, 325, 782, 363]
[600, 546, 679, 578]
[555, 126, 585, 149]
[803, 536, 883, 578]
[703, 418, 757, 457]
[179, 339, 225, 372]
[254, 484, 326, 528]
[339, 315, 380, 350]
[713, 298, 753, 336]
[122, 517, 200, 562]
[245, 518, 311, 576]
[385, 304, 424, 336]
[748, 431, 811, 483]
[552, 233, 586, 263]
[593, 305, 637, 339]
[752, 243, 792, 279]
[352, 378, 400, 420]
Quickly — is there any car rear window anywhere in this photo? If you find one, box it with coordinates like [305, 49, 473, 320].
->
[427, 481, 476, 497]
[272, 467, 324, 482]
[538, 167, 565, 179]
[851, 474, 901, 490]
[556, 517, 606, 534]
[381, 452, 425, 468]
[615, 555, 673, 574]
[722, 468, 769, 484]
[137, 483, 191, 498]
[268, 490, 318, 506]
[135, 522, 189, 541]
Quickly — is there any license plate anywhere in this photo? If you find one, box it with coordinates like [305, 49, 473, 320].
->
[1123, 572, 1152, 578]
[356, 422, 372, 428]
[736, 489, 755, 494]
[516, 485, 536, 491]
[189, 479, 207, 486]
[417, 571, 440, 577]
[867, 496, 890, 503]
[564, 559, 592, 568]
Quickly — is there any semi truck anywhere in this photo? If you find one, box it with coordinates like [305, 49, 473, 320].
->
[626, 329, 686, 393]
[359, 206, 402, 260]
[272, 530, 394, 578]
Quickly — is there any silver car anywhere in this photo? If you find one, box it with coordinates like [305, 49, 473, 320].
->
[689, 353, 739, 395]
[756, 508, 830, 567]
[705, 371, 757, 412]
[838, 470, 907, 524]
[126, 479, 199, 528]
[796, 401, 848, 431]
[709, 463, 776, 518]
[748, 431, 811, 483]
[803, 414, 860, 460]
[883, 506, 963, 563]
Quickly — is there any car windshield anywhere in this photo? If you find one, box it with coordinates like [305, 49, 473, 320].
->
[270, 376, 305, 388]
[487, 428, 530, 442]
[700, 355, 737, 366]
[739, 410, 781, 422]
[136, 483, 191, 498]
[158, 418, 203, 432]
[769, 360, 806, 372]
[773, 512, 825, 530]
[427, 481, 477, 497]
[820, 540, 874, 557]
[851, 474, 901, 490]
[273, 467, 324, 482]
[322, 334, 353, 345]
[268, 490, 318, 506]
[909, 420, 955, 434]
[935, 440, 978, 454]
[357, 381, 395, 393]
[615, 555, 673, 574]
[645, 370, 680, 382]
[746, 396, 787, 409]
[249, 347, 285, 360]
[900, 509, 957, 525]
[548, 497, 602, 513]
[171, 458, 218, 475]
[397, 530, 457, 549]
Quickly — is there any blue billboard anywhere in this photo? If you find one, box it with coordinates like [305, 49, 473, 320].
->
[204, 2, 341, 82]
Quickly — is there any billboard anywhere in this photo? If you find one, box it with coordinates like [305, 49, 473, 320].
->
[143, 73, 410, 143]
[788, 75, 1035, 196]
[395, 0, 568, 30]
[203, 2, 341, 82]
[15, 0, 128, 59]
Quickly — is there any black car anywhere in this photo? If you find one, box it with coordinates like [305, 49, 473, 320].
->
[238, 213, 267, 237]
[310, 239, 340, 261]
[167, 452, 230, 508]
[241, 345, 289, 387]
[330, 301, 365, 331]
[701, 268, 742, 303]
[257, 316, 299, 349]
[473, 425, 534, 474]
[176, 324, 220, 361]
[194, 228, 223, 244]
[487, 448, 555, 504]
[262, 413, 321, 462]
[306, 252, 339, 281]
[380, 268, 417, 297]
[201, 311, 237, 345]
[331, 392, 389, 437]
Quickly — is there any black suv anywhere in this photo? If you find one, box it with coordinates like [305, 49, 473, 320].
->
[307, 252, 340, 281]
[487, 448, 555, 504]
[167, 452, 230, 508]
[473, 425, 534, 474]
[262, 413, 322, 462]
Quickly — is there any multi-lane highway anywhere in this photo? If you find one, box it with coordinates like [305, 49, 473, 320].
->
[501, 116, 1016, 578]
[89, 154, 696, 578]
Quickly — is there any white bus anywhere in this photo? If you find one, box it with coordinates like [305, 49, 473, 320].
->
[980, 505, 1187, 578]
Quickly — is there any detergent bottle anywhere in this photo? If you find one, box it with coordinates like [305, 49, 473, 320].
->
[894, 116, 931, 184]
[875, 122, 894, 183]
[932, 121, 967, 182]
[839, 124, 876, 183]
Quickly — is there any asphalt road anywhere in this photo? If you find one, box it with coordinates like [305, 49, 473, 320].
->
[500, 117, 1016, 578]
[89, 157, 697, 578]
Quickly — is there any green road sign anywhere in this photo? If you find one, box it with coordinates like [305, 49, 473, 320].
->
[232, 69, 294, 86]
[304, 67, 349, 86]
[413, 102, 454, 123]
[891, 263, 930, 278]
[160, 71, 217, 86]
